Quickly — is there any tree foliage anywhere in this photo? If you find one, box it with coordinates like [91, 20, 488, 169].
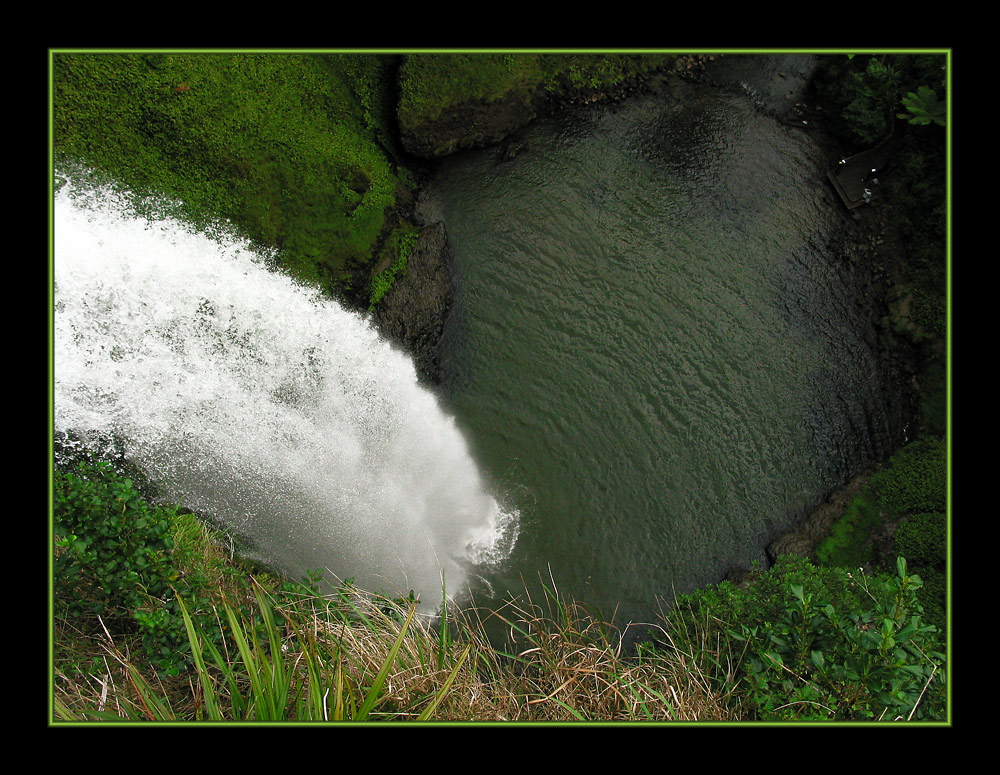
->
[813, 53, 947, 147]
[898, 86, 947, 127]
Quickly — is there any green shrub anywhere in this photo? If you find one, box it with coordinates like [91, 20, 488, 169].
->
[894, 511, 947, 568]
[671, 556, 866, 638]
[912, 565, 946, 635]
[662, 555, 946, 721]
[732, 558, 945, 721]
[868, 436, 947, 517]
[54, 459, 192, 674]
[894, 512, 947, 634]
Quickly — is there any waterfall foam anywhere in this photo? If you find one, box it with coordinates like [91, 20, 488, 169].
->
[53, 178, 517, 608]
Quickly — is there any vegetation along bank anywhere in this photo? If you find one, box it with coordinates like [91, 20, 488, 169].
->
[51, 51, 949, 723]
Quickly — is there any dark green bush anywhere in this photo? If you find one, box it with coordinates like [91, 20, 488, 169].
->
[662, 555, 946, 721]
[732, 558, 945, 721]
[53, 459, 191, 675]
[893, 511, 947, 634]
[894, 511, 947, 567]
[913, 566, 946, 635]
[671, 556, 867, 637]
[868, 436, 947, 517]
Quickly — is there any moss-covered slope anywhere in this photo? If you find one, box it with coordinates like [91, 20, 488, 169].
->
[397, 53, 676, 158]
[52, 52, 679, 304]
[53, 52, 410, 301]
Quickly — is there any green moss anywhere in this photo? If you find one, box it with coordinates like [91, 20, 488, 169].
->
[369, 224, 420, 310]
[868, 436, 947, 517]
[539, 52, 674, 92]
[815, 495, 881, 569]
[53, 52, 408, 295]
[398, 54, 544, 126]
[894, 511, 946, 568]
[397, 52, 674, 134]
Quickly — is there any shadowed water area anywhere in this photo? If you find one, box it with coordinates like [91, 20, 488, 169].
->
[421, 80, 906, 627]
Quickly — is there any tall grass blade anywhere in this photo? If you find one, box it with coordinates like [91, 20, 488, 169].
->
[356, 602, 416, 721]
[548, 696, 587, 721]
[298, 634, 327, 721]
[177, 595, 222, 720]
[417, 643, 471, 721]
[123, 662, 177, 720]
[53, 696, 77, 722]
[251, 585, 293, 719]
[197, 613, 249, 719]
[331, 657, 347, 721]
[224, 601, 270, 718]
[438, 576, 449, 670]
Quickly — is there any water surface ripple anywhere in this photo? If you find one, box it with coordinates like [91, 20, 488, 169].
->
[422, 86, 902, 625]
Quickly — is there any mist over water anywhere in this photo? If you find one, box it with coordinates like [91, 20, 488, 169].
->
[53, 180, 518, 608]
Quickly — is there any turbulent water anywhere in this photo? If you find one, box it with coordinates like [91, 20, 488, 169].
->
[421, 83, 905, 626]
[53, 181, 518, 609]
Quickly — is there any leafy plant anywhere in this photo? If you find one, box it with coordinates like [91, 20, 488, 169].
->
[898, 86, 946, 127]
[731, 558, 945, 721]
[53, 459, 191, 676]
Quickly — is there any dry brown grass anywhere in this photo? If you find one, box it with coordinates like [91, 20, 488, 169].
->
[53, 576, 741, 723]
[445, 587, 740, 722]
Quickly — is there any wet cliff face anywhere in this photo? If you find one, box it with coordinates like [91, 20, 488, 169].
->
[399, 87, 543, 160]
[371, 222, 453, 384]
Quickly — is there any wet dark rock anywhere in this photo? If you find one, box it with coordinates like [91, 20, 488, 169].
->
[722, 565, 755, 588]
[700, 53, 818, 121]
[498, 138, 527, 162]
[766, 474, 868, 563]
[400, 89, 540, 160]
[371, 222, 452, 384]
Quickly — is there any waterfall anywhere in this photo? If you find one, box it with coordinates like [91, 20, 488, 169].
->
[53, 177, 518, 608]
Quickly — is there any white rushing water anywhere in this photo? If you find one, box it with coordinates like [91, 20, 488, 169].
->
[53, 179, 517, 608]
